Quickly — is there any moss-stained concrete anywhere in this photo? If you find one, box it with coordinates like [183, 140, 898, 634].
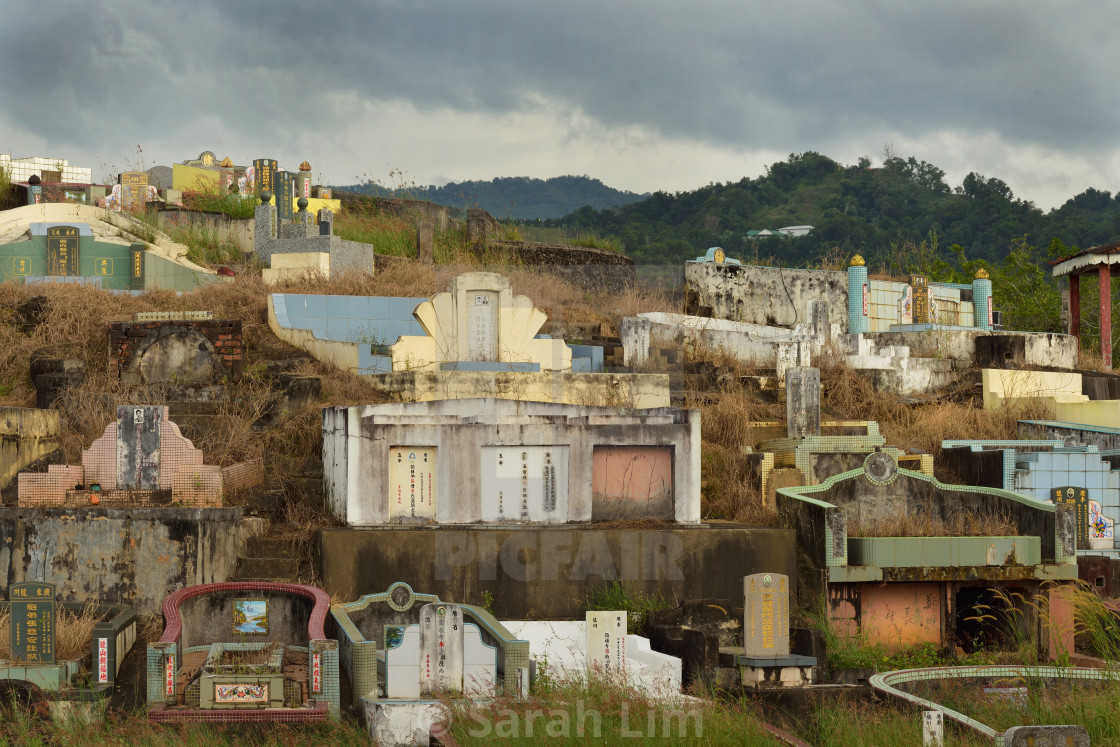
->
[0, 507, 246, 614]
[318, 524, 794, 618]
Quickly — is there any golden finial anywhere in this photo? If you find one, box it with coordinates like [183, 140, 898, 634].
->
[219, 157, 233, 168]
[975, 268, 990, 279]
[850, 254, 865, 267]
[299, 161, 312, 172]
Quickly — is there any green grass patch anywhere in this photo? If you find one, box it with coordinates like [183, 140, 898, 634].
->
[583, 580, 670, 635]
[181, 191, 259, 219]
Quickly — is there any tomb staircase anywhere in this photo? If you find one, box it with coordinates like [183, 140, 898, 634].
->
[839, 334, 966, 394]
[231, 534, 306, 583]
[166, 400, 223, 443]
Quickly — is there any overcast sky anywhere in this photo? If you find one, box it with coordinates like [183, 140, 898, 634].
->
[1, 1, 1116, 211]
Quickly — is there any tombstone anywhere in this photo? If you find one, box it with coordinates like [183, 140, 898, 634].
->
[253, 158, 278, 198]
[275, 172, 294, 223]
[743, 573, 789, 657]
[416, 221, 434, 264]
[807, 300, 830, 337]
[117, 405, 162, 490]
[388, 447, 436, 522]
[481, 446, 568, 522]
[120, 172, 149, 209]
[586, 610, 627, 678]
[910, 274, 931, 324]
[9, 582, 56, 665]
[776, 342, 811, 381]
[785, 367, 820, 438]
[419, 603, 464, 696]
[45, 225, 81, 276]
[317, 208, 334, 236]
[130, 242, 145, 290]
[467, 290, 499, 361]
[1053, 486, 1090, 549]
[922, 710, 944, 746]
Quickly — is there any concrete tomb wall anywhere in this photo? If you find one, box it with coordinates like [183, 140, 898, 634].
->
[322, 398, 701, 525]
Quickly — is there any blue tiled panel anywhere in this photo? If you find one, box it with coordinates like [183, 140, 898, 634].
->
[569, 344, 604, 373]
[271, 294, 428, 343]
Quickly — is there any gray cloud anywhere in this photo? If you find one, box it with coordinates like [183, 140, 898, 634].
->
[1, 1, 1117, 207]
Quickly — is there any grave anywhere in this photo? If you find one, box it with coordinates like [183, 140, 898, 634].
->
[984, 368, 1120, 430]
[0, 211, 225, 290]
[1, 582, 138, 717]
[736, 573, 816, 688]
[785, 367, 820, 438]
[331, 582, 528, 745]
[322, 398, 700, 525]
[16, 404, 261, 507]
[108, 315, 243, 385]
[269, 272, 668, 407]
[776, 454, 1078, 651]
[503, 614, 682, 697]
[940, 439, 1120, 555]
[146, 582, 338, 722]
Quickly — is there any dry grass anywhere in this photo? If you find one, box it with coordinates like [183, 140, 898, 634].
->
[847, 508, 1020, 537]
[0, 603, 103, 661]
[817, 356, 1052, 460]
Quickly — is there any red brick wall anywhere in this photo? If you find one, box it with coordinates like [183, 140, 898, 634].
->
[107, 319, 243, 381]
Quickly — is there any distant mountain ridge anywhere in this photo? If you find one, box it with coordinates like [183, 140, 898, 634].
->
[331, 175, 648, 220]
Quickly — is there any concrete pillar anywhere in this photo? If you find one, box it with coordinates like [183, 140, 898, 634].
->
[27, 174, 41, 204]
[847, 256, 869, 334]
[785, 366, 820, 439]
[972, 269, 993, 330]
[416, 221, 434, 264]
[1100, 264, 1112, 369]
[1070, 274, 1081, 349]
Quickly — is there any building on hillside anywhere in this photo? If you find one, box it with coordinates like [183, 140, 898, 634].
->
[0, 153, 93, 184]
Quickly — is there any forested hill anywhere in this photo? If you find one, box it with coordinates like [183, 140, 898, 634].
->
[547, 152, 1120, 265]
[332, 175, 648, 220]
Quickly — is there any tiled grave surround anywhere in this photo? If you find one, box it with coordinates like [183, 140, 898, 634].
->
[870, 665, 1100, 745]
[0, 601, 136, 694]
[108, 318, 243, 383]
[941, 439, 1120, 553]
[16, 405, 260, 507]
[1020, 419, 1120, 451]
[147, 582, 338, 722]
[0, 207, 228, 291]
[776, 457, 1077, 650]
[503, 620, 682, 697]
[330, 582, 529, 708]
[322, 398, 701, 525]
[269, 277, 607, 385]
[983, 369, 1120, 429]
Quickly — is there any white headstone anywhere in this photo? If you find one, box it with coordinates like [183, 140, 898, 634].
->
[388, 447, 436, 522]
[586, 611, 627, 679]
[923, 710, 944, 746]
[462, 623, 498, 696]
[480, 446, 569, 522]
[743, 573, 790, 657]
[466, 290, 498, 360]
[385, 624, 422, 699]
[420, 603, 464, 696]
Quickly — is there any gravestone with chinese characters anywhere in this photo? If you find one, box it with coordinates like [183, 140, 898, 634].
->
[1053, 486, 1090, 549]
[253, 158, 277, 199]
[743, 573, 789, 657]
[785, 367, 821, 439]
[586, 611, 627, 678]
[46, 225, 80, 276]
[317, 208, 333, 236]
[388, 447, 436, 522]
[479, 446, 568, 522]
[116, 405, 162, 490]
[910, 274, 931, 324]
[922, 710, 944, 746]
[275, 172, 294, 223]
[9, 582, 56, 665]
[419, 603, 464, 695]
[120, 172, 149, 209]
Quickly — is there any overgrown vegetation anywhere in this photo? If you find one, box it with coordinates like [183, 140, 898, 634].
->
[0, 604, 104, 661]
[583, 581, 670, 635]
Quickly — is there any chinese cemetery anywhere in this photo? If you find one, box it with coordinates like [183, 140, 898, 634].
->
[1, 151, 1119, 747]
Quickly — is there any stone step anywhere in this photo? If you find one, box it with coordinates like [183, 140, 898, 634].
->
[244, 535, 301, 558]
